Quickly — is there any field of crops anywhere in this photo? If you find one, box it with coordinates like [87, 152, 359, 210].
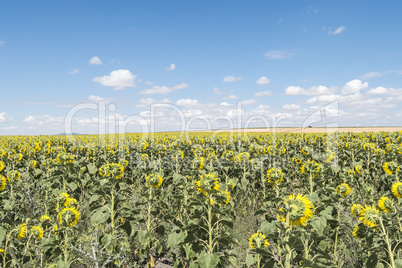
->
[0, 131, 402, 268]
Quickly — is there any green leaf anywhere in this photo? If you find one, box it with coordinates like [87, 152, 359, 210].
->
[87, 164, 97, 174]
[89, 194, 100, 205]
[56, 260, 71, 268]
[138, 230, 152, 246]
[258, 220, 276, 235]
[0, 226, 6, 243]
[245, 255, 255, 267]
[311, 216, 327, 236]
[366, 252, 378, 268]
[168, 231, 186, 249]
[198, 251, 219, 268]
[90, 207, 110, 225]
[68, 182, 77, 191]
[395, 259, 402, 268]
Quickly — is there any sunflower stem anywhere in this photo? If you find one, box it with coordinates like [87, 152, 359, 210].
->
[379, 217, 396, 268]
[208, 200, 214, 254]
[333, 200, 341, 261]
[146, 186, 153, 268]
[309, 174, 314, 196]
[64, 230, 69, 262]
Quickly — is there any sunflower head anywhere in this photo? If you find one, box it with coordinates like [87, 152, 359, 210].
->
[351, 204, 363, 217]
[222, 150, 234, 161]
[249, 233, 269, 249]
[40, 215, 52, 226]
[191, 157, 205, 170]
[195, 173, 220, 196]
[302, 147, 311, 155]
[391, 182, 402, 198]
[7, 170, 21, 181]
[237, 152, 250, 162]
[279, 193, 314, 227]
[146, 174, 164, 189]
[0, 161, 5, 172]
[383, 161, 399, 175]
[58, 207, 80, 227]
[0, 176, 7, 191]
[256, 146, 266, 155]
[56, 152, 74, 164]
[336, 183, 351, 197]
[140, 154, 149, 161]
[267, 168, 284, 187]
[17, 223, 27, 240]
[378, 196, 393, 212]
[355, 165, 363, 174]
[300, 160, 320, 175]
[213, 190, 231, 206]
[359, 205, 380, 228]
[376, 148, 385, 157]
[353, 223, 368, 239]
[108, 163, 124, 179]
[30, 226, 44, 240]
[324, 149, 334, 162]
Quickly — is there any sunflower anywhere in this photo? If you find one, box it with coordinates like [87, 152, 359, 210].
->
[300, 160, 320, 175]
[30, 226, 44, 240]
[354, 165, 363, 174]
[108, 163, 124, 179]
[60, 193, 71, 207]
[237, 152, 250, 162]
[256, 146, 266, 155]
[336, 183, 351, 196]
[324, 149, 334, 162]
[191, 157, 205, 170]
[146, 174, 164, 189]
[301, 147, 310, 155]
[58, 207, 80, 227]
[359, 205, 380, 228]
[0, 161, 5, 172]
[40, 215, 52, 225]
[18, 223, 27, 240]
[383, 162, 399, 175]
[378, 196, 393, 212]
[140, 154, 149, 161]
[222, 150, 234, 161]
[278, 193, 314, 227]
[267, 168, 284, 187]
[7, 170, 21, 181]
[249, 233, 269, 249]
[391, 182, 402, 198]
[195, 173, 220, 196]
[376, 148, 385, 156]
[352, 224, 368, 239]
[351, 204, 363, 217]
[0, 176, 6, 191]
[347, 169, 356, 176]
[0, 249, 4, 254]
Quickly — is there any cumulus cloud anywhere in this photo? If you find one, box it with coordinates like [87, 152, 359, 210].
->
[341, 79, 368, 95]
[223, 76, 243, 82]
[166, 64, 176, 71]
[140, 83, 188, 94]
[256, 76, 271, 85]
[135, 98, 171, 107]
[89, 56, 102, 65]
[93, 69, 136, 90]
[176, 99, 199, 107]
[329, 26, 346, 35]
[0, 112, 13, 123]
[265, 50, 293, 59]
[285, 86, 304, 95]
[254, 91, 273, 97]
[367, 86, 388, 95]
[283, 104, 300, 110]
[88, 95, 106, 102]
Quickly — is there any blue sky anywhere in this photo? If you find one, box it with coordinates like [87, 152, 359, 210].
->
[1, 0, 402, 135]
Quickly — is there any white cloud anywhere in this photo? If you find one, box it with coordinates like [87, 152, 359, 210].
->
[265, 50, 293, 59]
[329, 26, 346, 35]
[342, 79, 368, 95]
[176, 99, 199, 107]
[222, 94, 238, 100]
[219, 102, 232, 107]
[359, 72, 383, 80]
[283, 104, 300, 110]
[23, 115, 63, 126]
[241, 99, 257, 105]
[166, 64, 176, 71]
[88, 95, 105, 102]
[135, 98, 170, 107]
[223, 75, 243, 82]
[145, 81, 154, 85]
[89, 56, 102, 65]
[140, 83, 188, 94]
[0, 112, 13, 123]
[285, 86, 304, 95]
[306, 94, 340, 104]
[367, 86, 388, 95]
[69, 69, 79, 74]
[305, 85, 335, 95]
[256, 76, 271, 85]
[93, 69, 136, 90]
[254, 91, 273, 97]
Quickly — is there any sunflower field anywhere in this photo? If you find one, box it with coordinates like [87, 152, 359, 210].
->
[0, 131, 402, 267]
